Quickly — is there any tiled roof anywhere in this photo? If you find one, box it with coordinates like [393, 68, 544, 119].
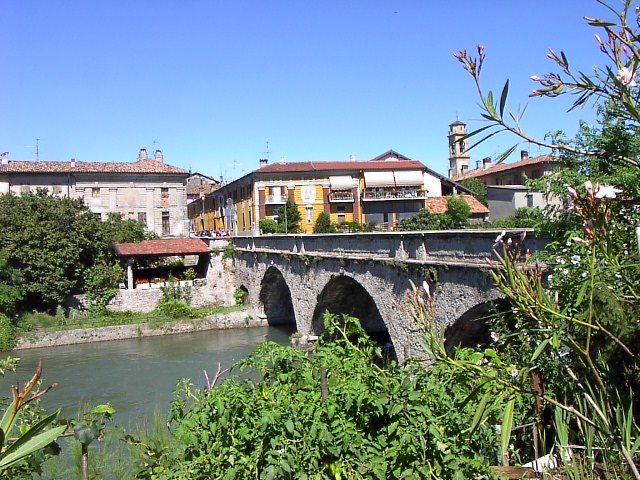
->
[0, 159, 189, 174]
[113, 238, 210, 257]
[460, 154, 555, 179]
[257, 159, 427, 173]
[426, 195, 490, 214]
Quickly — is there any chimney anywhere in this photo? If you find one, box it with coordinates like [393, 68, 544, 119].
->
[521, 150, 529, 161]
[349, 154, 356, 161]
[70, 158, 76, 168]
[482, 157, 492, 169]
[137, 148, 148, 161]
[259, 158, 268, 168]
[476, 160, 481, 169]
[154, 150, 163, 163]
[0, 152, 8, 165]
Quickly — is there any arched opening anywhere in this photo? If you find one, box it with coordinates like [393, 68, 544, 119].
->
[312, 275, 396, 363]
[443, 299, 511, 355]
[236, 285, 249, 305]
[259, 266, 296, 327]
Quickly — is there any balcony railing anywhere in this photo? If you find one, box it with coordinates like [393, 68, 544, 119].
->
[361, 188, 427, 200]
[328, 190, 354, 202]
[265, 194, 287, 204]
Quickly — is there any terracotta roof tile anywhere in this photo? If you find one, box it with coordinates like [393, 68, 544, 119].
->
[0, 159, 189, 175]
[113, 238, 210, 257]
[426, 195, 489, 214]
[460, 154, 555, 179]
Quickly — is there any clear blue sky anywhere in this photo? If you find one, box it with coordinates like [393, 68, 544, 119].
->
[1, 1, 610, 181]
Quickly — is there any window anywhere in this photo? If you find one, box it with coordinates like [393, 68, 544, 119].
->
[137, 212, 147, 228]
[21, 184, 30, 194]
[337, 205, 346, 224]
[527, 194, 534, 208]
[162, 211, 170, 236]
[52, 185, 63, 195]
[306, 205, 313, 223]
[161, 187, 169, 206]
[92, 187, 100, 198]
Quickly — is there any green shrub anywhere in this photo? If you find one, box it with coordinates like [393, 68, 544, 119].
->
[0, 314, 16, 351]
[259, 219, 279, 234]
[133, 314, 493, 479]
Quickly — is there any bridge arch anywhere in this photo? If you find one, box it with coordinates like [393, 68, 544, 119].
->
[443, 298, 511, 353]
[312, 274, 396, 361]
[258, 266, 296, 327]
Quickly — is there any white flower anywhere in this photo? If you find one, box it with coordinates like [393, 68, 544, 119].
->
[595, 184, 623, 199]
[490, 331, 499, 342]
[616, 66, 637, 87]
[571, 255, 580, 265]
[510, 368, 519, 378]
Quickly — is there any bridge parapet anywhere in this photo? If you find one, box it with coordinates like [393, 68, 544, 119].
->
[233, 230, 546, 265]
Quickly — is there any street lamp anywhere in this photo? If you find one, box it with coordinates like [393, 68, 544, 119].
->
[200, 193, 205, 231]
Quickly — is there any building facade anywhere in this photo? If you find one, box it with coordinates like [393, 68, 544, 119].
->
[188, 150, 474, 235]
[0, 149, 190, 237]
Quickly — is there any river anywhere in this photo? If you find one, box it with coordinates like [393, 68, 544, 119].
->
[0, 325, 295, 426]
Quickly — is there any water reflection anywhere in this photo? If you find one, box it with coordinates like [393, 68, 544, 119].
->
[0, 326, 294, 424]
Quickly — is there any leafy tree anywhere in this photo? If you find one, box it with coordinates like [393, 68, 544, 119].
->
[0, 190, 101, 309]
[445, 196, 471, 228]
[0, 250, 24, 317]
[276, 199, 301, 233]
[399, 208, 443, 230]
[312, 212, 336, 233]
[459, 178, 488, 206]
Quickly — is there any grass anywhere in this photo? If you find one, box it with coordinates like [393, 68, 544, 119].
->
[17, 304, 247, 335]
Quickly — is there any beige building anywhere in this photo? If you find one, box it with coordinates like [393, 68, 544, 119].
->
[0, 149, 190, 236]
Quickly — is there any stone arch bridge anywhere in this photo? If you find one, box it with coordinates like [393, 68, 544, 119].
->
[231, 231, 546, 362]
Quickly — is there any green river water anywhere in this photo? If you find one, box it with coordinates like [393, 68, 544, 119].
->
[1, 325, 295, 426]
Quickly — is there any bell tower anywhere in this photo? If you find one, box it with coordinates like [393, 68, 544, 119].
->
[448, 120, 470, 178]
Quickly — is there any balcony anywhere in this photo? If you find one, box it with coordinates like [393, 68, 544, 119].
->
[265, 194, 287, 204]
[361, 188, 427, 201]
[328, 190, 354, 202]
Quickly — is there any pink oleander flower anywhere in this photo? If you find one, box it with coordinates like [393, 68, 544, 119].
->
[531, 75, 542, 81]
[571, 236, 586, 244]
[584, 180, 594, 197]
[422, 280, 431, 302]
[477, 43, 484, 56]
[595, 184, 623, 199]
[566, 185, 578, 198]
[616, 66, 637, 87]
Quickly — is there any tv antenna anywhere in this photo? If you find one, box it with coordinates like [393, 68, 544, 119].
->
[25, 138, 42, 160]
[263, 140, 271, 160]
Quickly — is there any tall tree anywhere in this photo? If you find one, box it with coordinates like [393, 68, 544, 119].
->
[276, 199, 301, 233]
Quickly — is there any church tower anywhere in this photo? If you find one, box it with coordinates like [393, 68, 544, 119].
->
[448, 120, 470, 178]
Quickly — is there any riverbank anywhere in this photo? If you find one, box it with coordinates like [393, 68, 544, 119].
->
[14, 308, 265, 350]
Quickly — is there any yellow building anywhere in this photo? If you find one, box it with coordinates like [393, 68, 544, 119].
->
[188, 150, 470, 235]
